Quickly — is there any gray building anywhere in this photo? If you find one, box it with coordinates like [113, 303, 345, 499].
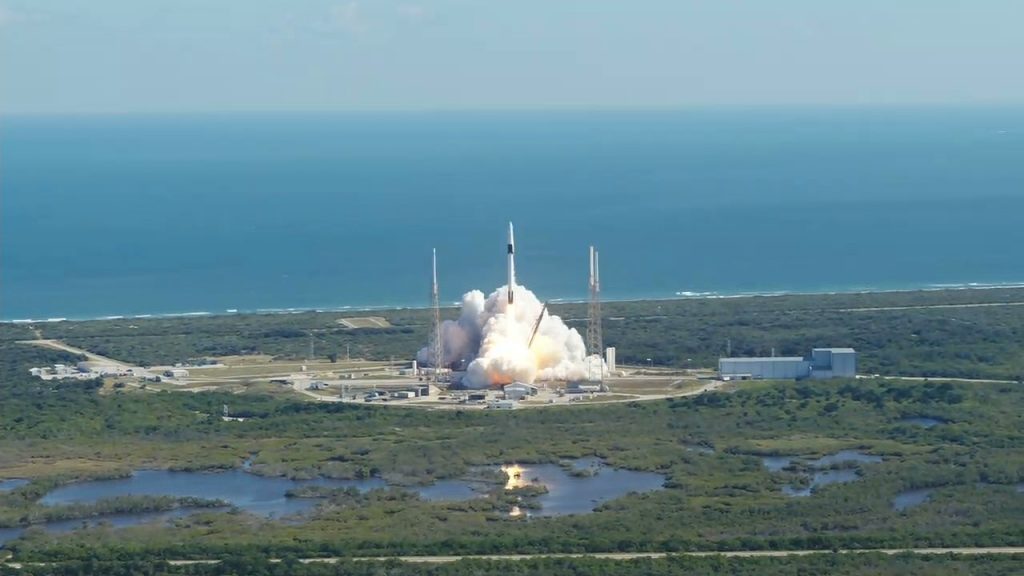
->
[719, 348, 856, 380]
[503, 382, 538, 401]
[718, 357, 809, 380]
[809, 348, 857, 379]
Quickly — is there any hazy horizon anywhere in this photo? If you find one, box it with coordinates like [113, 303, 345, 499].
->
[2, 1, 1023, 115]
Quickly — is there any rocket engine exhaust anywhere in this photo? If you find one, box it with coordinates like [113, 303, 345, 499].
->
[416, 222, 605, 389]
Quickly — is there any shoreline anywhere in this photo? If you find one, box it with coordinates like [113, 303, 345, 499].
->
[5, 281, 1024, 325]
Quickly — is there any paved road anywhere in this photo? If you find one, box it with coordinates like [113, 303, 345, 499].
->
[8, 545, 1024, 565]
[865, 374, 1019, 384]
[0, 545, 991, 565]
[20, 339, 137, 370]
[334, 547, 1024, 563]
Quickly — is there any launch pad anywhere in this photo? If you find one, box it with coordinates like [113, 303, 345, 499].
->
[420, 222, 610, 392]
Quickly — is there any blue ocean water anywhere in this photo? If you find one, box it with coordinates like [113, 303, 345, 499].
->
[2, 108, 1023, 320]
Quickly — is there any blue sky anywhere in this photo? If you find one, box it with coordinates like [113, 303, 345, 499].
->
[1, 0, 1022, 114]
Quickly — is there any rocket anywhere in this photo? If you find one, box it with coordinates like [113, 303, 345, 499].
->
[507, 222, 516, 305]
[589, 246, 598, 292]
[432, 248, 439, 299]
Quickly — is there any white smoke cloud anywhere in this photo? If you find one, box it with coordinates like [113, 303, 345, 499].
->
[418, 283, 603, 389]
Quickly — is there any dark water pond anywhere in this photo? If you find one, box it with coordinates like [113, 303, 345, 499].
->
[899, 417, 944, 428]
[761, 456, 792, 472]
[761, 451, 881, 498]
[502, 460, 665, 517]
[40, 470, 388, 518]
[808, 451, 882, 467]
[0, 479, 28, 492]
[763, 450, 880, 473]
[2, 459, 664, 546]
[0, 508, 201, 547]
[892, 488, 933, 511]
[782, 469, 861, 497]
[0, 528, 24, 546]
[417, 480, 487, 502]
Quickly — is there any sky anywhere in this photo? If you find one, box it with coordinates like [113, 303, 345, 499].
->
[1, 0, 1023, 115]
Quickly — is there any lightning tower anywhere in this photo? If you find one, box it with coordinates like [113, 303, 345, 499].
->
[587, 246, 603, 359]
[430, 248, 444, 386]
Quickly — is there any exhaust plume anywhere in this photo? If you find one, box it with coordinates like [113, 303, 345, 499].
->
[418, 282, 604, 389]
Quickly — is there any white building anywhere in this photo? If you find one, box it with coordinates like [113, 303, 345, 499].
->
[164, 368, 189, 379]
[605, 347, 617, 373]
[718, 348, 857, 380]
[487, 399, 517, 410]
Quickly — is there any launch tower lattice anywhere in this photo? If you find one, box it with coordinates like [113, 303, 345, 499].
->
[430, 249, 444, 386]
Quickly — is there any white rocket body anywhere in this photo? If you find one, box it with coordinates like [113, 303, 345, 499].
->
[507, 222, 516, 305]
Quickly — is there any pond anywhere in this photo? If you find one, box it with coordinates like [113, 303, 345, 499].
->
[807, 450, 882, 467]
[782, 469, 860, 497]
[899, 417, 944, 428]
[762, 450, 882, 498]
[501, 459, 665, 517]
[0, 508, 201, 547]
[2, 459, 664, 546]
[416, 480, 488, 502]
[763, 450, 880, 473]
[892, 488, 933, 511]
[0, 479, 29, 492]
[40, 470, 389, 518]
[761, 456, 792, 472]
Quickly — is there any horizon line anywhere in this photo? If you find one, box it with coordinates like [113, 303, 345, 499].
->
[4, 101, 1024, 119]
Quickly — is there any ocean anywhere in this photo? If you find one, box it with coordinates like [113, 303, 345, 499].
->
[2, 108, 1023, 321]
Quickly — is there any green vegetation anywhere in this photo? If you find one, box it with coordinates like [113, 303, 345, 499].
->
[1, 335, 1023, 561]
[1, 288, 1022, 570]
[0, 494, 226, 529]
[9, 287, 1024, 380]
[3, 553, 1024, 576]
